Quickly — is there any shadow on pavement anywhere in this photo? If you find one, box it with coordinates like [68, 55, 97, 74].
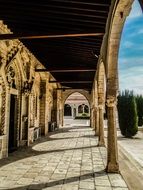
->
[6, 170, 106, 190]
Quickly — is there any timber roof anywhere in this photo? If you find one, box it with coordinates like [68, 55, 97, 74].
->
[0, 0, 112, 90]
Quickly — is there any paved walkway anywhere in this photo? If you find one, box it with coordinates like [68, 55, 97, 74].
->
[104, 119, 143, 190]
[117, 130, 143, 190]
[0, 124, 128, 190]
[118, 130, 143, 171]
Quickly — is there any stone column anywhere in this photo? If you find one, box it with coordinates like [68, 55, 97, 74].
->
[61, 108, 64, 126]
[20, 95, 29, 146]
[90, 108, 92, 128]
[39, 81, 47, 135]
[90, 107, 94, 128]
[95, 107, 99, 136]
[98, 105, 105, 146]
[76, 105, 78, 116]
[71, 106, 74, 118]
[51, 90, 58, 127]
[106, 97, 119, 173]
[92, 107, 95, 129]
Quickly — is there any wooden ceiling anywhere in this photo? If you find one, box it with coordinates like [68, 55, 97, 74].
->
[0, 0, 112, 90]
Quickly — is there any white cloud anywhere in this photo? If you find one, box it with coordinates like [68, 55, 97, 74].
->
[118, 58, 143, 94]
[119, 71, 143, 94]
[118, 0, 143, 95]
[125, 29, 143, 38]
[119, 57, 143, 65]
[138, 28, 143, 34]
[128, 0, 142, 19]
[121, 41, 133, 48]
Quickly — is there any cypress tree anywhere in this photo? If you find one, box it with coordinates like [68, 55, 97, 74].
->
[136, 95, 143, 126]
[117, 90, 138, 137]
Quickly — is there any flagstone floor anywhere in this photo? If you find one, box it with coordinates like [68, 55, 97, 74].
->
[0, 124, 128, 190]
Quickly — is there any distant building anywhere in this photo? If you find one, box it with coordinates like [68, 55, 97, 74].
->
[64, 92, 90, 119]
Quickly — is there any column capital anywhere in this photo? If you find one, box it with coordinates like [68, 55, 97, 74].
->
[98, 104, 104, 110]
[94, 106, 99, 111]
[106, 96, 117, 107]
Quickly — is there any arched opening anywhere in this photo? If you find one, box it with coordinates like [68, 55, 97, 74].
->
[84, 105, 89, 114]
[78, 104, 89, 115]
[118, 0, 143, 133]
[78, 105, 83, 114]
[119, 0, 143, 94]
[64, 92, 90, 126]
[105, 0, 143, 173]
[64, 104, 72, 116]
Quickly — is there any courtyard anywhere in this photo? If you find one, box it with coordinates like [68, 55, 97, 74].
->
[0, 122, 128, 190]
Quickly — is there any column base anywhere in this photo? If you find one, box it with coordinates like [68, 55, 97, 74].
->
[95, 130, 99, 136]
[98, 141, 105, 147]
[106, 162, 119, 173]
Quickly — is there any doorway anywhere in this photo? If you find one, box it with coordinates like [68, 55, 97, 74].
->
[64, 92, 90, 126]
[8, 94, 17, 153]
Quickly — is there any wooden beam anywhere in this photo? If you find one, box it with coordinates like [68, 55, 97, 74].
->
[49, 81, 92, 84]
[56, 88, 91, 91]
[0, 33, 104, 40]
[35, 68, 96, 72]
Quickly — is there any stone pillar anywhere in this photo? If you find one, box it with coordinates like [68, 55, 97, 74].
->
[39, 81, 47, 135]
[90, 107, 93, 128]
[76, 105, 78, 116]
[20, 95, 29, 146]
[98, 105, 105, 146]
[51, 90, 58, 126]
[91, 107, 95, 129]
[61, 108, 64, 126]
[95, 107, 99, 136]
[106, 97, 119, 173]
[71, 106, 74, 118]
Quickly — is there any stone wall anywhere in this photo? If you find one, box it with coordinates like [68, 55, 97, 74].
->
[0, 21, 62, 158]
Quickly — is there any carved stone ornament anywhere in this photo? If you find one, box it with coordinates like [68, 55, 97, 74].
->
[6, 66, 17, 89]
[22, 80, 34, 96]
[0, 77, 3, 95]
[106, 96, 117, 108]
[6, 46, 18, 66]
[0, 50, 6, 66]
[94, 106, 99, 112]
[0, 76, 6, 135]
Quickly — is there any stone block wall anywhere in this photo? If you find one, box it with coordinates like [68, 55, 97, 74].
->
[0, 135, 8, 159]
[0, 21, 63, 158]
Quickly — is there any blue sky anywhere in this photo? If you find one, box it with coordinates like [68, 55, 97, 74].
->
[119, 0, 143, 94]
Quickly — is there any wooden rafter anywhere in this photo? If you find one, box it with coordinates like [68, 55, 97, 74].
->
[35, 68, 96, 72]
[0, 33, 104, 40]
[49, 81, 93, 83]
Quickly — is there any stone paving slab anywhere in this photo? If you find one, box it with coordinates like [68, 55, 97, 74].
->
[0, 125, 128, 190]
[118, 131, 143, 173]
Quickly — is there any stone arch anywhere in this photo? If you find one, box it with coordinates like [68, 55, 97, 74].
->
[97, 60, 106, 105]
[84, 105, 89, 114]
[106, 0, 134, 98]
[104, 0, 136, 172]
[5, 58, 22, 150]
[5, 58, 22, 90]
[62, 90, 91, 106]
[78, 104, 83, 114]
[63, 91, 90, 122]
[77, 104, 89, 114]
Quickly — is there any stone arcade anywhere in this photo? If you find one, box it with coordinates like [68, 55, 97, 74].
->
[0, 0, 141, 176]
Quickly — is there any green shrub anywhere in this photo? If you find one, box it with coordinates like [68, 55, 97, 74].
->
[75, 116, 90, 120]
[117, 90, 138, 137]
[82, 113, 88, 117]
[136, 95, 143, 126]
